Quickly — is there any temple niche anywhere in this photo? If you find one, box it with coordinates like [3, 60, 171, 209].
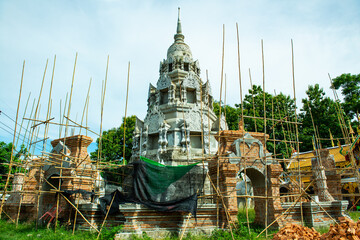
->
[131, 13, 225, 166]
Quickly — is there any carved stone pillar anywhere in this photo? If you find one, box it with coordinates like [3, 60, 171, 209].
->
[311, 149, 335, 202]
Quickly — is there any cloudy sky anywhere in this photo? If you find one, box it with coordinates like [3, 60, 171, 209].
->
[0, 0, 359, 153]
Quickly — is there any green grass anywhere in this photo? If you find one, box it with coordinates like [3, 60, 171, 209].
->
[0, 209, 274, 240]
[348, 211, 360, 221]
[0, 218, 124, 240]
[0, 219, 97, 240]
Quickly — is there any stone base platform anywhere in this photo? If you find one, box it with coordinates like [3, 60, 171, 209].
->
[76, 202, 218, 239]
[281, 200, 349, 228]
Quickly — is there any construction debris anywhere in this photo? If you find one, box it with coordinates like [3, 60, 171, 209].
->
[272, 223, 321, 240]
[273, 219, 360, 240]
[320, 218, 360, 240]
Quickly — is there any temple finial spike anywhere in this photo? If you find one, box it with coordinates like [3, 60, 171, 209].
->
[177, 7, 182, 34]
[174, 7, 184, 42]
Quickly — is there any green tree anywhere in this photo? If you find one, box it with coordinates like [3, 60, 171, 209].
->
[0, 142, 27, 188]
[332, 73, 360, 119]
[299, 84, 346, 152]
[214, 85, 296, 159]
[241, 85, 296, 159]
[90, 115, 136, 163]
[213, 101, 241, 130]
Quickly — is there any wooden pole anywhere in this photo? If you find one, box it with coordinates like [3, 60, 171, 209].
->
[22, 98, 36, 148]
[248, 69, 257, 132]
[86, 93, 89, 136]
[122, 61, 130, 165]
[59, 93, 68, 139]
[291, 39, 304, 225]
[96, 191, 117, 239]
[257, 179, 315, 238]
[224, 74, 227, 122]
[15, 92, 31, 149]
[236, 23, 244, 126]
[35, 57, 56, 225]
[0, 60, 25, 218]
[79, 78, 91, 136]
[64, 53, 78, 138]
[97, 55, 109, 167]
[216, 24, 225, 227]
[55, 53, 78, 232]
[179, 213, 192, 240]
[236, 22, 250, 236]
[261, 39, 268, 239]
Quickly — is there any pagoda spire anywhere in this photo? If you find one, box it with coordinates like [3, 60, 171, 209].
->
[174, 7, 184, 43]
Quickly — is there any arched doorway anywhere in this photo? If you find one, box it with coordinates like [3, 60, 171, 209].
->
[239, 167, 267, 225]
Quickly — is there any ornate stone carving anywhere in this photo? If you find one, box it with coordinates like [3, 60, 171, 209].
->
[228, 133, 270, 164]
[157, 74, 171, 90]
[182, 73, 199, 90]
[180, 84, 187, 103]
[185, 107, 201, 131]
[142, 125, 148, 156]
[168, 83, 175, 104]
[158, 121, 171, 154]
[180, 121, 190, 153]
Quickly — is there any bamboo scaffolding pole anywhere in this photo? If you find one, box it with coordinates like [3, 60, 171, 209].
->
[20, 55, 54, 225]
[28, 59, 48, 162]
[43, 178, 100, 233]
[216, 24, 225, 228]
[236, 22, 251, 236]
[236, 23, 244, 127]
[272, 98, 276, 157]
[22, 98, 36, 148]
[179, 212, 192, 240]
[15, 92, 31, 149]
[59, 93, 68, 139]
[288, 176, 339, 225]
[260, 39, 269, 239]
[73, 155, 91, 234]
[224, 74, 227, 121]
[242, 115, 301, 125]
[328, 74, 348, 143]
[86, 91, 89, 136]
[122, 61, 130, 164]
[24, 117, 88, 129]
[199, 75, 206, 204]
[3, 209, 16, 223]
[328, 73, 360, 194]
[79, 78, 91, 136]
[291, 39, 304, 226]
[0, 60, 25, 218]
[274, 90, 290, 161]
[257, 179, 315, 238]
[248, 68, 257, 132]
[63, 116, 98, 136]
[206, 171, 235, 240]
[30, 118, 55, 128]
[97, 191, 117, 239]
[64, 53, 78, 139]
[30, 137, 50, 146]
[97, 56, 109, 184]
[55, 52, 78, 232]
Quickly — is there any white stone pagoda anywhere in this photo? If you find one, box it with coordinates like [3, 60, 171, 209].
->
[131, 10, 226, 165]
